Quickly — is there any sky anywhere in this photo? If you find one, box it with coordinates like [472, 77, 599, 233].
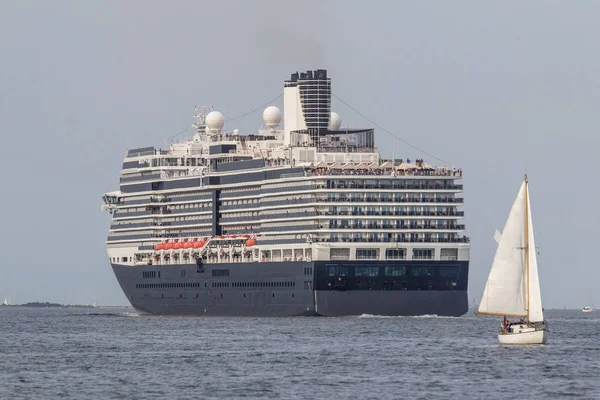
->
[1, 0, 598, 308]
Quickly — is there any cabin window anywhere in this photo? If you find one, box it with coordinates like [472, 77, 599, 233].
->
[328, 266, 350, 277]
[356, 249, 378, 260]
[413, 249, 433, 260]
[385, 266, 406, 276]
[355, 266, 379, 277]
[411, 267, 434, 277]
[438, 266, 459, 278]
[385, 249, 406, 260]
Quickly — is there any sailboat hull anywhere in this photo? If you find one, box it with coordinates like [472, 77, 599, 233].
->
[498, 329, 548, 345]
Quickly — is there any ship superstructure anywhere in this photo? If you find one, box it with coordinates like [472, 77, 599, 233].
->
[102, 69, 469, 316]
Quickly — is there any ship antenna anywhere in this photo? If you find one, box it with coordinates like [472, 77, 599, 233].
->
[192, 106, 212, 141]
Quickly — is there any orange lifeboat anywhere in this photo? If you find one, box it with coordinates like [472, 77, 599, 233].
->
[193, 240, 206, 248]
[245, 239, 255, 247]
[175, 242, 185, 249]
[184, 241, 194, 249]
[154, 243, 162, 251]
[166, 242, 175, 250]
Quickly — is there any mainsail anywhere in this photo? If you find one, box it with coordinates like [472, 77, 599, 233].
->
[526, 185, 544, 322]
[478, 181, 528, 317]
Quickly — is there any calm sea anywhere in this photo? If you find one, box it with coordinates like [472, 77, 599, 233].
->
[0, 307, 598, 399]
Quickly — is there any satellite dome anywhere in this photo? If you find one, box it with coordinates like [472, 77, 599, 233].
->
[329, 112, 341, 131]
[206, 111, 225, 132]
[263, 106, 282, 129]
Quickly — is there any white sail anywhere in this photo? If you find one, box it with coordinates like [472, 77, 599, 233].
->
[526, 185, 544, 322]
[478, 181, 528, 317]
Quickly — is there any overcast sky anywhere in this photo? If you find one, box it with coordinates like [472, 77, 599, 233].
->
[1, 1, 598, 308]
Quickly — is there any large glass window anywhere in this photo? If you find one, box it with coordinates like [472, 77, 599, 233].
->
[385, 249, 406, 260]
[355, 266, 379, 276]
[411, 267, 434, 276]
[357, 249, 378, 260]
[413, 249, 434, 259]
[438, 266, 459, 277]
[328, 266, 350, 276]
[385, 266, 406, 276]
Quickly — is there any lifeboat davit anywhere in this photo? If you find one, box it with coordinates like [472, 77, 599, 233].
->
[175, 242, 185, 249]
[166, 242, 175, 250]
[245, 239, 255, 247]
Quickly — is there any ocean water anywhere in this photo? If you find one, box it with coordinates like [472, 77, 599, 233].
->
[0, 308, 598, 399]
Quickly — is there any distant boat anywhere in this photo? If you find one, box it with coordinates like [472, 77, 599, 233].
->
[2, 297, 12, 306]
[477, 175, 548, 345]
[582, 294, 594, 312]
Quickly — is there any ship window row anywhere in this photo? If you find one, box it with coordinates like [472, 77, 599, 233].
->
[142, 271, 158, 279]
[155, 157, 207, 167]
[108, 229, 153, 238]
[324, 206, 462, 216]
[221, 187, 261, 195]
[231, 281, 296, 288]
[260, 183, 320, 195]
[113, 216, 211, 229]
[212, 269, 229, 277]
[324, 232, 459, 243]
[263, 181, 314, 190]
[263, 194, 314, 203]
[162, 216, 211, 223]
[136, 281, 301, 289]
[322, 192, 458, 201]
[170, 203, 211, 210]
[222, 227, 261, 235]
[327, 265, 459, 278]
[262, 220, 316, 228]
[328, 219, 460, 225]
[326, 179, 460, 190]
[221, 199, 259, 207]
[110, 257, 132, 263]
[261, 207, 315, 216]
[136, 282, 202, 289]
[327, 220, 464, 230]
[221, 212, 259, 220]
[116, 202, 211, 215]
[112, 217, 155, 226]
[327, 277, 459, 291]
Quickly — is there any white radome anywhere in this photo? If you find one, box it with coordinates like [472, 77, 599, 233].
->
[206, 111, 225, 132]
[329, 112, 341, 131]
[263, 106, 282, 129]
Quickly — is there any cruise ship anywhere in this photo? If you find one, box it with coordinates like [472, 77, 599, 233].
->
[101, 69, 469, 317]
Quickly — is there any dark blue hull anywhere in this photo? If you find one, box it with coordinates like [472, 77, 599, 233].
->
[112, 260, 469, 317]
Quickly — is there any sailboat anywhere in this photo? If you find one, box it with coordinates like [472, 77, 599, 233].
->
[477, 175, 548, 345]
[582, 296, 594, 312]
[2, 297, 11, 306]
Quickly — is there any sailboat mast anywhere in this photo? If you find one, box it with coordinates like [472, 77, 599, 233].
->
[524, 174, 530, 322]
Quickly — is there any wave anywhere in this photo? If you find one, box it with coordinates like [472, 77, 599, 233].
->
[357, 313, 458, 319]
[75, 311, 141, 318]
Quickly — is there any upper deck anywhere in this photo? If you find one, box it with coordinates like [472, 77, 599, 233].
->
[102, 69, 468, 267]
